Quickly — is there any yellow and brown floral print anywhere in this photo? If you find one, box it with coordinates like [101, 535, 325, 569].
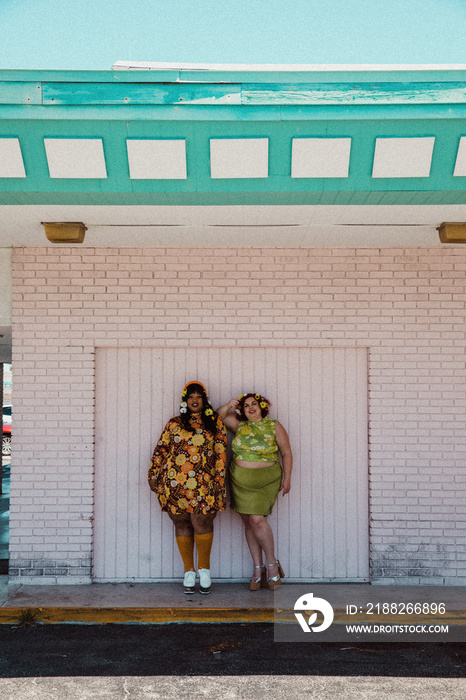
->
[148, 414, 227, 514]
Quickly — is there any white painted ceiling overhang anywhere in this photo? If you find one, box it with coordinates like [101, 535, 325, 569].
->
[2, 204, 466, 248]
[0, 63, 466, 248]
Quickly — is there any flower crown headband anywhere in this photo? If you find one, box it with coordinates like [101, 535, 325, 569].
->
[180, 381, 213, 416]
[181, 380, 207, 397]
[235, 393, 269, 415]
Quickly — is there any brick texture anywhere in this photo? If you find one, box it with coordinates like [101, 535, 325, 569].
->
[11, 246, 466, 584]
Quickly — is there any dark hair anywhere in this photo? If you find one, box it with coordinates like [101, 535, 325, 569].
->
[236, 392, 271, 421]
[180, 383, 219, 434]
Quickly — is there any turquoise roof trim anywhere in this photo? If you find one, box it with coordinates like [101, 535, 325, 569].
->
[0, 68, 465, 206]
[1, 80, 464, 107]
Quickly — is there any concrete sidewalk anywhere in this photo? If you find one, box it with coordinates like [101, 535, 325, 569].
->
[1, 578, 465, 625]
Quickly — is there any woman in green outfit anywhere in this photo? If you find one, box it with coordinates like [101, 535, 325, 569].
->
[217, 393, 292, 590]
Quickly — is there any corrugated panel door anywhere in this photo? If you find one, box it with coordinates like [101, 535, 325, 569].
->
[94, 347, 369, 581]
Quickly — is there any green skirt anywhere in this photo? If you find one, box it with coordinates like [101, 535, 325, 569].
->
[229, 461, 282, 516]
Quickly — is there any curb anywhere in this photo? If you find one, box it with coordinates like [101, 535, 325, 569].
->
[2, 606, 465, 625]
[0, 607, 276, 624]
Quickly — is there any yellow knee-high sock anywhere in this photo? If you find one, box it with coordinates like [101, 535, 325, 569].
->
[176, 535, 195, 572]
[195, 532, 214, 570]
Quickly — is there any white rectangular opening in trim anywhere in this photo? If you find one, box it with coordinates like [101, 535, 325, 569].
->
[94, 347, 369, 582]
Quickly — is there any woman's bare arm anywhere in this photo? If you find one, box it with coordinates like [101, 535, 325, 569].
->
[216, 398, 241, 432]
[276, 421, 292, 495]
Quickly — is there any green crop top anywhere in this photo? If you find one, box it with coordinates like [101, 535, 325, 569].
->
[231, 417, 279, 463]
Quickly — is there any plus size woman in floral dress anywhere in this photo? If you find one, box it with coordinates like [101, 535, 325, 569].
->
[148, 381, 227, 594]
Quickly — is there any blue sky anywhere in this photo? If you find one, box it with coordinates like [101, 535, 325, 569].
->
[0, 0, 465, 70]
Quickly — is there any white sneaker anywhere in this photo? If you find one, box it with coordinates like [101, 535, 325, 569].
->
[183, 570, 196, 594]
[198, 568, 211, 595]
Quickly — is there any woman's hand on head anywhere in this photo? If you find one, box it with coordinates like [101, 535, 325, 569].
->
[227, 397, 240, 412]
[217, 398, 241, 431]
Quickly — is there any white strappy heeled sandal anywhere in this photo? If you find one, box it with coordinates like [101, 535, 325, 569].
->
[267, 560, 285, 590]
[249, 565, 266, 591]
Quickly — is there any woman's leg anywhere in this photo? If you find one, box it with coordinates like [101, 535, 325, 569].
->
[190, 512, 215, 534]
[191, 513, 215, 570]
[168, 512, 194, 536]
[239, 513, 264, 568]
[168, 512, 195, 572]
[247, 514, 279, 578]
[190, 512, 216, 594]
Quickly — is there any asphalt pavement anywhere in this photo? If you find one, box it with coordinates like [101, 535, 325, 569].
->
[1, 622, 465, 677]
[0, 623, 465, 699]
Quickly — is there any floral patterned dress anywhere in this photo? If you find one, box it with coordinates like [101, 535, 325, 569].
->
[148, 414, 227, 514]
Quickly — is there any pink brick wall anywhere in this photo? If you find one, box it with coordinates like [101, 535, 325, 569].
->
[10, 246, 466, 584]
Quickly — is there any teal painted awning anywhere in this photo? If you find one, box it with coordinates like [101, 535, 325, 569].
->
[0, 66, 465, 207]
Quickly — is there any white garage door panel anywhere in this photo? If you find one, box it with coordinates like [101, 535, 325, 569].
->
[94, 347, 369, 582]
